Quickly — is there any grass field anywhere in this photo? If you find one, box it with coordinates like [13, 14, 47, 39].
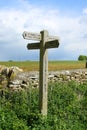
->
[0, 60, 86, 71]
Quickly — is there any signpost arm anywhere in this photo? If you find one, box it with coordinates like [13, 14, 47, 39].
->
[39, 30, 48, 116]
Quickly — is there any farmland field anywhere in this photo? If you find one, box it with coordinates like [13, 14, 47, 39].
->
[0, 60, 86, 71]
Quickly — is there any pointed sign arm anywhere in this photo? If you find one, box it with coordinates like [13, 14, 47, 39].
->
[45, 40, 59, 49]
[27, 42, 40, 49]
[22, 31, 60, 42]
[22, 31, 41, 41]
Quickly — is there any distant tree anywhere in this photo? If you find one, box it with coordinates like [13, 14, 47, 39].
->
[8, 60, 13, 62]
[78, 55, 87, 61]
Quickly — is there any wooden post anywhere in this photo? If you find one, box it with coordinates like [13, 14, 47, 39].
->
[39, 30, 48, 115]
[22, 30, 59, 116]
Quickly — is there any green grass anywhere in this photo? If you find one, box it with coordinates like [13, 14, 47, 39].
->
[0, 60, 86, 71]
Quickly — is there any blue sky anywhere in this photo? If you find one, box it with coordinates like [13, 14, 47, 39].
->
[0, 0, 87, 61]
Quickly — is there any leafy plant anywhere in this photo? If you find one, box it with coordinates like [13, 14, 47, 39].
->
[0, 81, 87, 129]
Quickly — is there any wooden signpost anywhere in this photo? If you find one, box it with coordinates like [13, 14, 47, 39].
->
[22, 30, 59, 116]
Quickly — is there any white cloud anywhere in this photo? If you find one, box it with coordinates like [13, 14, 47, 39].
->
[83, 8, 87, 14]
[0, 0, 87, 60]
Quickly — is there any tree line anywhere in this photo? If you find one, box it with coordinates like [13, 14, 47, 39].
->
[78, 55, 87, 61]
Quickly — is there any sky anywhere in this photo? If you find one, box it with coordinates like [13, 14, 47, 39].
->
[0, 0, 87, 61]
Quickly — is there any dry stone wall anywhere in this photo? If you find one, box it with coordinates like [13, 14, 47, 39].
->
[0, 65, 87, 90]
[48, 69, 87, 83]
[25, 69, 87, 88]
[7, 69, 87, 90]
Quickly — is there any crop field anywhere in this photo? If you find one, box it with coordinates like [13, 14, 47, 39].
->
[0, 60, 86, 71]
